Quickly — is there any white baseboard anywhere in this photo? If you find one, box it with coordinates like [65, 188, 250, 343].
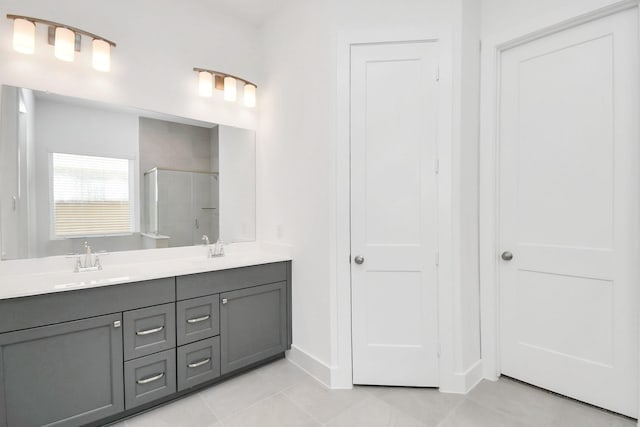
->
[440, 359, 484, 394]
[286, 345, 332, 387]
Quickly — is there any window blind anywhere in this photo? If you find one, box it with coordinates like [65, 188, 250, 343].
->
[52, 153, 132, 237]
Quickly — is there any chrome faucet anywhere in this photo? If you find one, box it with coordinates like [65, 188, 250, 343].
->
[84, 242, 92, 270]
[68, 242, 106, 272]
[202, 235, 224, 258]
[202, 235, 212, 258]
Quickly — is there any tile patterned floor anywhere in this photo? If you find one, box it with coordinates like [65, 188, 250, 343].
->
[110, 358, 636, 427]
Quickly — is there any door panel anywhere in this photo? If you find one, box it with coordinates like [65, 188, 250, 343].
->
[499, 9, 638, 416]
[350, 41, 439, 386]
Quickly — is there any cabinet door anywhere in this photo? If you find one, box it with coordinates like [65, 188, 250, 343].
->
[0, 313, 124, 427]
[220, 282, 287, 374]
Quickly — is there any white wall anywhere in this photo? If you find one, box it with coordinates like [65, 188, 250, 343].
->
[0, 0, 259, 130]
[259, 0, 483, 388]
[457, 0, 482, 375]
[259, 0, 334, 370]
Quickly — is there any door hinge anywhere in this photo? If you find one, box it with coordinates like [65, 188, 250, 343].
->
[435, 252, 440, 266]
[434, 158, 439, 175]
[435, 65, 440, 82]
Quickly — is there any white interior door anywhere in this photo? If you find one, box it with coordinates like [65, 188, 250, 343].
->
[499, 9, 639, 417]
[350, 41, 439, 386]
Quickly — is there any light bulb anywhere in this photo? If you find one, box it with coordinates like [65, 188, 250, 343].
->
[13, 18, 35, 54]
[54, 27, 75, 62]
[224, 76, 237, 102]
[92, 39, 111, 72]
[243, 83, 256, 108]
[198, 71, 213, 97]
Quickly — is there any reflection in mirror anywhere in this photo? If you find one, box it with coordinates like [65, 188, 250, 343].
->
[0, 85, 256, 260]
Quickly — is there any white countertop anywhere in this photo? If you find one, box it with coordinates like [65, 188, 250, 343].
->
[0, 242, 292, 301]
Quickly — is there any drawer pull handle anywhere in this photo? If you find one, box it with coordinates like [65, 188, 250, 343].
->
[188, 358, 211, 368]
[137, 372, 165, 385]
[187, 315, 210, 324]
[136, 326, 164, 336]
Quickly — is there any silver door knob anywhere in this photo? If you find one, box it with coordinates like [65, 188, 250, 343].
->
[222, 298, 228, 305]
[501, 251, 513, 261]
[354, 255, 365, 265]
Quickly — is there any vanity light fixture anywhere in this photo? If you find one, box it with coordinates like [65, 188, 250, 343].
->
[243, 83, 256, 108]
[54, 27, 75, 62]
[12, 18, 35, 54]
[6, 14, 116, 72]
[224, 76, 237, 102]
[193, 67, 257, 108]
[198, 71, 213, 97]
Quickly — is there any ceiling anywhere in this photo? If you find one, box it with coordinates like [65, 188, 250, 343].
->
[209, 0, 292, 25]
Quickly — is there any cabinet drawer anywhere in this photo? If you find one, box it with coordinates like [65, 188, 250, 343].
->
[123, 303, 176, 361]
[177, 337, 221, 391]
[177, 262, 287, 300]
[177, 295, 220, 346]
[124, 349, 176, 410]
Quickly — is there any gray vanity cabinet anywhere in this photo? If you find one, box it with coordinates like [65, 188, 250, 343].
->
[220, 281, 288, 374]
[0, 313, 124, 427]
[0, 262, 291, 427]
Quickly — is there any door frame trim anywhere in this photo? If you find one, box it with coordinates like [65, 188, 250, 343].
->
[478, 0, 640, 391]
[333, 27, 457, 390]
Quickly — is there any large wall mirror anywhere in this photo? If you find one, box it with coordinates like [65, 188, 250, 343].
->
[0, 85, 256, 260]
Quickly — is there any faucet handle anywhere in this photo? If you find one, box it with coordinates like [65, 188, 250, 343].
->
[202, 235, 210, 245]
[64, 255, 82, 273]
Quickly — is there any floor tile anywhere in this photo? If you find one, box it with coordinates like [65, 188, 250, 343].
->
[125, 393, 218, 427]
[325, 395, 426, 427]
[199, 369, 284, 419]
[282, 376, 371, 423]
[224, 393, 320, 427]
[374, 386, 464, 426]
[467, 377, 558, 425]
[439, 399, 528, 427]
[103, 359, 637, 427]
[254, 358, 309, 392]
[549, 398, 637, 427]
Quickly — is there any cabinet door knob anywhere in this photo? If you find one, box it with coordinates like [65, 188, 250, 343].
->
[113, 320, 121, 328]
[354, 255, 365, 265]
[222, 298, 228, 305]
[501, 251, 514, 261]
